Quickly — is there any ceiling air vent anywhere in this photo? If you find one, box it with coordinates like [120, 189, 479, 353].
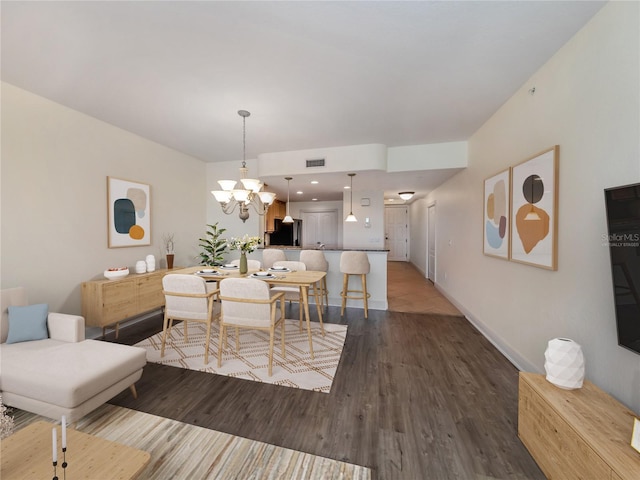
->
[306, 158, 325, 168]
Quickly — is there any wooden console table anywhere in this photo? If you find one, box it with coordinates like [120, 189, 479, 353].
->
[1, 421, 150, 479]
[82, 268, 175, 338]
[518, 372, 640, 480]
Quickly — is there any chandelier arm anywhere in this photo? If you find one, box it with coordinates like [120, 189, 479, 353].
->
[220, 199, 240, 215]
[246, 196, 269, 216]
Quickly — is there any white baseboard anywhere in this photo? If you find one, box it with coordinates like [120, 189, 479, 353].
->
[434, 283, 540, 374]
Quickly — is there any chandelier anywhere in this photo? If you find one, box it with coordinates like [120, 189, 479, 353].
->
[211, 110, 276, 222]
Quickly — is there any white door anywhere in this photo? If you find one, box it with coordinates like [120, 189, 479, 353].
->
[301, 210, 338, 247]
[428, 203, 436, 281]
[385, 206, 408, 261]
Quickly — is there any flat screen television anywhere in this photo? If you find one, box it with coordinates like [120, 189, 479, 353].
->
[604, 182, 640, 355]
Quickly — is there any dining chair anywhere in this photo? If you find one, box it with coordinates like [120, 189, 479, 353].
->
[230, 258, 262, 270]
[262, 249, 286, 270]
[300, 249, 329, 309]
[270, 260, 306, 331]
[218, 278, 286, 377]
[340, 251, 371, 318]
[161, 274, 220, 364]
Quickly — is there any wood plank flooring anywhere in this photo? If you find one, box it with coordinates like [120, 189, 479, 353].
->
[108, 263, 544, 480]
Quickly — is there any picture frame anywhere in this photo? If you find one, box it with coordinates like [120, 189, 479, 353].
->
[483, 168, 511, 259]
[107, 176, 151, 248]
[510, 146, 559, 270]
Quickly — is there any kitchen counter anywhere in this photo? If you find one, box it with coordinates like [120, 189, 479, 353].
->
[250, 247, 388, 311]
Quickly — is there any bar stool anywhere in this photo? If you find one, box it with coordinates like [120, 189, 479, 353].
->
[300, 250, 329, 309]
[262, 249, 286, 270]
[340, 251, 370, 318]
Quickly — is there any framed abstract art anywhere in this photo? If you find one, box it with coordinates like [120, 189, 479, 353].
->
[510, 146, 559, 270]
[107, 176, 151, 248]
[483, 168, 511, 259]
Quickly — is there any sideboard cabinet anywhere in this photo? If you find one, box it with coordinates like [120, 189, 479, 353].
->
[82, 269, 172, 337]
[518, 372, 640, 480]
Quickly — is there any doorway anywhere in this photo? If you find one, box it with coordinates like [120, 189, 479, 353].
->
[385, 206, 408, 261]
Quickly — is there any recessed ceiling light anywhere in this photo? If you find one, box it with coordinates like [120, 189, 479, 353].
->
[296, 191, 303, 195]
[311, 180, 319, 184]
[312, 198, 318, 201]
[344, 185, 350, 189]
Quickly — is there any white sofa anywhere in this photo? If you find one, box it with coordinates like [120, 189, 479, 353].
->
[0, 287, 146, 422]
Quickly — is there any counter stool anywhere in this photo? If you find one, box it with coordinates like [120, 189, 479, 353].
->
[340, 251, 371, 318]
[262, 249, 286, 270]
[300, 250, 329, 309]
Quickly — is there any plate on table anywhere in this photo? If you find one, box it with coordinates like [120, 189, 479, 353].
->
[220, 264, 238, 270]
[196, 269, 219, 275]
[250, 272, 275, 279]
[268, 267, 291, 273]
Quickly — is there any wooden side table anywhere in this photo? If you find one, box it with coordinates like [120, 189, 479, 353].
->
[1, 421, 150, 479]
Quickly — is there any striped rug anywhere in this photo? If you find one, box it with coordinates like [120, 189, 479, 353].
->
[12, 404, 371, 479]
[135, 320, 347, 393]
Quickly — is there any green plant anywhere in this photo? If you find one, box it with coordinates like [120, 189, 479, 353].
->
[197, 223, 228, 266]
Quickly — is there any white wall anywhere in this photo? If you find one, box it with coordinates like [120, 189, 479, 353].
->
[343, 190, 385, 249]
[414, 2, 640, 411]
[1, 83, 207, 314]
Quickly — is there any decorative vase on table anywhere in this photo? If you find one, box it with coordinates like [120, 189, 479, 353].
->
[166, 254, 174, 269]
[239, 252, 248, 274]
[544, 338, 585, 389]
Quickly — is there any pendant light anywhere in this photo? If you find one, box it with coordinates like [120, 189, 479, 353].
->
[211, 110, 276, 222]
[345, 173, 358, 223]
[282, 177, 294, 224]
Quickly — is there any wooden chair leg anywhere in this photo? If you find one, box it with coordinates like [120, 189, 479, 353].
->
[362, 274, 369, 319]
[217, 324, 225, 368]
[281, 317, 286, 358]
[204, 320, 212, 364]
[160, 313, 170, 357]
[129, 384, 138, 399]
[268, 328, 275, 377]
[341, 274, 349, 316]
[323, 277, 329, 308]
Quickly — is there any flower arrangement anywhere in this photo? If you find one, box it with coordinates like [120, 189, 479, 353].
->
[227, 234, 262, 253]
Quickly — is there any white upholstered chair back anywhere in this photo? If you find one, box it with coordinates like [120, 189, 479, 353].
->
[219, 278, 273, 327]
[162, 274, 210, 321]
[300, 250, 328, 272]
[262, 249, 287, 270]
[340, 251, 370, 275]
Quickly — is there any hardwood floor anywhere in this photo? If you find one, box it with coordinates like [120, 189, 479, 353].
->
[108, 264, 544, 480]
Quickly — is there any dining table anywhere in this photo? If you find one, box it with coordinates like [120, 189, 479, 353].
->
[175, 266, 326, 358]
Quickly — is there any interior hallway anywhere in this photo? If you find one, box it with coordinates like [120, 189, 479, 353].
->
[387, 261, 463, 316]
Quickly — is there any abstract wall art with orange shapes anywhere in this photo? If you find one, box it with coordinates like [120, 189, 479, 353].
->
[107, 176, 151, 248]
[510, 146, 559, 270]
[483, 168, 511, 260]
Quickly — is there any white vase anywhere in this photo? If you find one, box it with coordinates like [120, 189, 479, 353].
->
[145, 255, 156, 272]
[135, 260, 147, 274]
[544, 338, 585, 389]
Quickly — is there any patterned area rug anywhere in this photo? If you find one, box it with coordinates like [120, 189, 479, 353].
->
[11, 404, 371, 479]
[135, 320, 347, 393]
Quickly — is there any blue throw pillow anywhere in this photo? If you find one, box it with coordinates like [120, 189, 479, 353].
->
[6, 304, 49, 344]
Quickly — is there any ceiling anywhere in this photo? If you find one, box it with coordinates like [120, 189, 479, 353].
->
[1, 1, 606, 202]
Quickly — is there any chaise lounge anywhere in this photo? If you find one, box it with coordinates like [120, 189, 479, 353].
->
[0, 287, 147, 422]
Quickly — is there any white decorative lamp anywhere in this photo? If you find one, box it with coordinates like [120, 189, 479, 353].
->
[544, 338, 585, 389]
